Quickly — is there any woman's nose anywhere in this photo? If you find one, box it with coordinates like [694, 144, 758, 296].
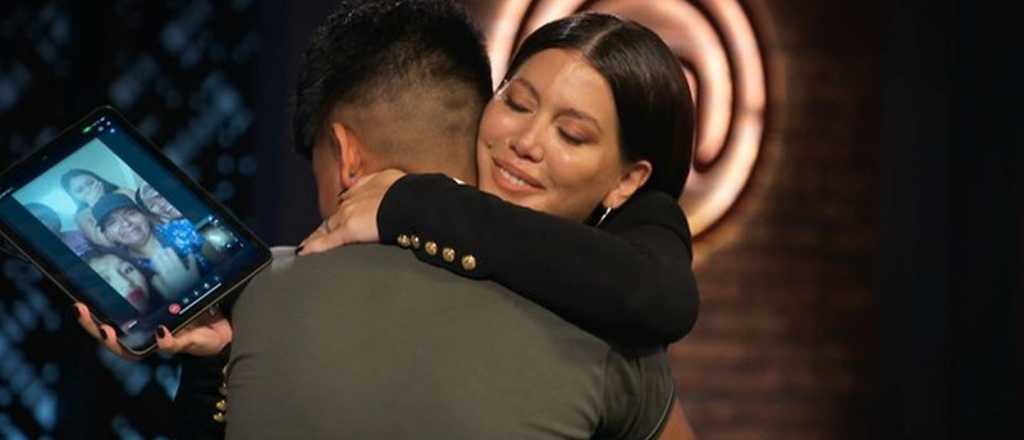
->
[509, 123, 545, 162]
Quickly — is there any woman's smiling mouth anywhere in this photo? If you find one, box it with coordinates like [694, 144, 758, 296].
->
[491, 157, 544, 193]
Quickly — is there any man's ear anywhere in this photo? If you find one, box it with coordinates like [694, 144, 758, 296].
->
[328, 121, 363, 190]
[601, 160, 652, 210]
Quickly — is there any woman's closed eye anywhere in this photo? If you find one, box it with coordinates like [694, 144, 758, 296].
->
[503, 95, 530, 113]
[558, 128, 586, 145]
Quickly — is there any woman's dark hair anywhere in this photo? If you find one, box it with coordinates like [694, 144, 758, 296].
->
[59, 169, 120, 209]
[505, 13, 695, 199]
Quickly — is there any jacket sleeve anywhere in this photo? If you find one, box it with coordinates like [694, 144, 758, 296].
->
[172, 350, 229, 439]
[377, 173, 699, 345]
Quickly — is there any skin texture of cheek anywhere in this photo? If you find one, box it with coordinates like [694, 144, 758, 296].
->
[133, 216, 150, 237]
[73, 177, 102, 206]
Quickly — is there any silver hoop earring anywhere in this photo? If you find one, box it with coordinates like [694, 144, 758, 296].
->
[596, 206, 613, 227]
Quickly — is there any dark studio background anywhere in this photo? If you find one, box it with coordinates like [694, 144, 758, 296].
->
[0, 1, 1016, 439]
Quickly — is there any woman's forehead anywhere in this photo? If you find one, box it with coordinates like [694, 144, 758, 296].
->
[514, 49, 617, 128]
[516, 49, 605, 92]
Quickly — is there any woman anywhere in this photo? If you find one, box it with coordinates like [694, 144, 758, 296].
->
[135, 182, 184, 224]
[92, 192, 207, 298]
[60, 169, 143, 249]
[302, 13, 698, 346]
[24, 202, 94, 256]
[84, 251, 158, 314]
[74, 12, 698, 438]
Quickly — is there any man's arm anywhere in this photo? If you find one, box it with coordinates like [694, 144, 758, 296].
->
[598, 347, 679, 440]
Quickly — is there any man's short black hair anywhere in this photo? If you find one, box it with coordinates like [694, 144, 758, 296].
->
[293, 0, 492, 159]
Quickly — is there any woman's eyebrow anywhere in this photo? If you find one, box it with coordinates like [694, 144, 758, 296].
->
[560, 108, 602, 133]
[510, 77, 539, 100]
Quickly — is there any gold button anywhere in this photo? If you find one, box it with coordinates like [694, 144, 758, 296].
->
[213, 412, 226, 423]
[424, 241, 438, 256]
[461, 255, 477, 271]
[442, 247, 455, 262]
[216, 399, 227, 411]
[410, 235, 421, 249]
[397, 234, 411, 248]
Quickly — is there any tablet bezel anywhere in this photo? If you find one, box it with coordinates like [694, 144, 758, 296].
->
[0, 106, 271, 356]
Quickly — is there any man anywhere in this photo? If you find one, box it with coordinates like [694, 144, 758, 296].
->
[78, 1, 694, 438]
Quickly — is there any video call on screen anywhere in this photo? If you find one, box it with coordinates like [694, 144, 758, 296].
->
[12, 135, 242, 334]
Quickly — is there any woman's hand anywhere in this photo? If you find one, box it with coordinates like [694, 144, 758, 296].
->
[73, 303, 232, 359]
[298, 169, 406, 255]
[152, 305, 233, 356]
[152, 248, 200, 298]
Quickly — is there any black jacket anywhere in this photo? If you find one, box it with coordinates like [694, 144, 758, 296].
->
[377, 173, 700, 345]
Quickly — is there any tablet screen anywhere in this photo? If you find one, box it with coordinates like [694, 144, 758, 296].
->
[0, 108, 269, 354]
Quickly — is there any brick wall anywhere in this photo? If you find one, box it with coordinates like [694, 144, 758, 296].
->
[674, 1, 879, 438]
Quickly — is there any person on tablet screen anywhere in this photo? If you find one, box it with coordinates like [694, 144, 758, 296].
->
[136, 182, 184, 224]
[60, 169, 128, 248]
[84, 251, 158, 313]
[23, 202, 94, 256]
[135, 181, 235, 264]
[92, 193, 206, 296]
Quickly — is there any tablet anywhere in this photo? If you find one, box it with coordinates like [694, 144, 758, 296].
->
[0, 106, 271, 355]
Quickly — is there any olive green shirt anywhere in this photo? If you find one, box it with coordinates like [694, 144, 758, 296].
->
[226, 245, 673, 439]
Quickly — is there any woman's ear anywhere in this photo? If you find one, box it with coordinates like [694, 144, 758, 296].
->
[328, 122, 363, 190]
[602, 160, 652, 209]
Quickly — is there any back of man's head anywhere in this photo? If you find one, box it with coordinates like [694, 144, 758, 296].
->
[293, 0, 492, 178]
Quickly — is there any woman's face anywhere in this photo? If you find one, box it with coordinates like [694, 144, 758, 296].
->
[476, 49, 628, 222]
[69, 174, 105, 206]
[139, 184, 181, 220]
[89, 254, 150, 311]
[102, 208, 152, 248]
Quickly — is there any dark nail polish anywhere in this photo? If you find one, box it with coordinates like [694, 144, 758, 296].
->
[100, 329, 107, 340]
[73, 306, 80, 319]
[295, 245, 304, 255]
[157, 327, 166, 338]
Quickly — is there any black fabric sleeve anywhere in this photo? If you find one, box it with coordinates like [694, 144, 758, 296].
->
[377, 173, 699, 345]
[172, 349, 229, 439]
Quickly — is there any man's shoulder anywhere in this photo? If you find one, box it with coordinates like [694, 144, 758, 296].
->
[262, 244, 487, 293]
[250, 245, 613, 355]
[269, 244, 434, 273]
[228, 245, 674, 439]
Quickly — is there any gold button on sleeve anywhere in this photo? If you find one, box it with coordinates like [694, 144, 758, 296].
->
[424, 241, 438, 256]
[216, 399, 227, 411]
[213, 412, 226, 423]
[410, 235, 421, 249]
[461, 255, 477, 271]
[397, 234, 411, 248]
[442, 247, 455, 262]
